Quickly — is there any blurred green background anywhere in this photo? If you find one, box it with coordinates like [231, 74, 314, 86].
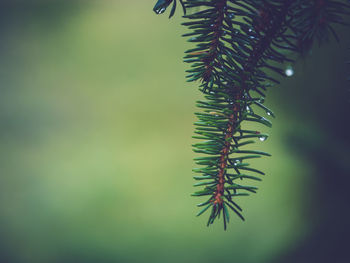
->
[0, 1, 349, 262]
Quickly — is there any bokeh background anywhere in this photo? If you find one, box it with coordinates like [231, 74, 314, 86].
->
[0, 1, 349, 262]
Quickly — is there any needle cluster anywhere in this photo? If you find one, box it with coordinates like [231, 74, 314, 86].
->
[153, 0, 349, 229]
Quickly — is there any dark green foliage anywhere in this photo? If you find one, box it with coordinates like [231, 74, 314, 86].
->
[153, 0, 186, 18]
[153, 0, 350, 229]
[290, 0, 350, 52]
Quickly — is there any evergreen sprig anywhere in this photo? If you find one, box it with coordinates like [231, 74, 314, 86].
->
[152, 0, 350, 229]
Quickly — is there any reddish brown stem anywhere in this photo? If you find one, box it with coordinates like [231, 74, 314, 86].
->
[213, 94, 240, 206]
[212, 0, 293, 207]
[202, 0, 227, 82]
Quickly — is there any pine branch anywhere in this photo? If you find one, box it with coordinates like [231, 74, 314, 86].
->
[188, 0, 296, 229]
[152, 0, 350, 229]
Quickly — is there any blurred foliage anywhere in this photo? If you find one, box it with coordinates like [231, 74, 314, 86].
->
[0, 1, 348, 263]
[271, 24, 350, 263]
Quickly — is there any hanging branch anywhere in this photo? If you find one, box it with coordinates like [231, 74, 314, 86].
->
[152, 0, 350, 229]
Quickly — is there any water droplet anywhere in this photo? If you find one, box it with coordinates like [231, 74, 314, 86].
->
[234, 160, 241, 166]
[259, 136, 268, 142]
[266, 110, 275, 118]
[155, 7, 166, 14]
[246, 105, 252, 113]
[229, 13, 235, 19]
[260, 116, 269, 123]
[285, 66, 294, 77]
